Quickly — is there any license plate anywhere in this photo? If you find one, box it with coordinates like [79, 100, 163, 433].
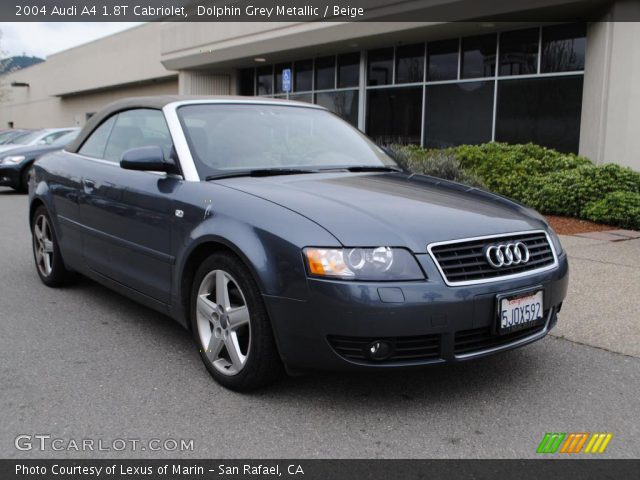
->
[497, 290, 544, 334]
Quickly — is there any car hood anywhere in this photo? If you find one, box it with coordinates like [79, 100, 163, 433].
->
[217, 172, 548, 253]
[0, 143, 59, 158]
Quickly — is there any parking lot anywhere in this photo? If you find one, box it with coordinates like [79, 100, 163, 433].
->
[1, 186, 639, 459]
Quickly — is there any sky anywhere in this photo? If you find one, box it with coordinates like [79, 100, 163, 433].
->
[0, 22, 143, 58]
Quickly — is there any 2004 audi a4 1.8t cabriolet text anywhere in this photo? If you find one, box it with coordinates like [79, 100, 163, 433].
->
[29, 96, 568, 391]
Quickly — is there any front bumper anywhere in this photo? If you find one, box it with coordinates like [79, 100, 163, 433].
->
[0, 164, 22, 188]
[265, 252, 569, 372]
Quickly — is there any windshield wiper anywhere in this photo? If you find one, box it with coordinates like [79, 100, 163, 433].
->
[206, 168, 318, 181]
[319, 165, 404, 173]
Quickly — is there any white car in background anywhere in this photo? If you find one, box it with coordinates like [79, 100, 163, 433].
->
[0, 128, 79, 154]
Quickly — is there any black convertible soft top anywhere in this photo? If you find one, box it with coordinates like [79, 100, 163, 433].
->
[65, 95, 318, 153]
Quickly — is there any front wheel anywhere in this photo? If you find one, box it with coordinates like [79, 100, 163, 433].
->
[190, 252, 283, 391]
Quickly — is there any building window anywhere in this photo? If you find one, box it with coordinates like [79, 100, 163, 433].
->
[496, 75, 584, 153]
[315, 56, 335, 90]
[499, 28, 539, 76]
[424, 81, 494, 148]
[367, 87, 423, 145]
[242, 53, 360, 127]
[256, 66, 273, 95]
[396, 44, 425, 84]
[239, 68, 255, 96]
[238, 23, 585, 152]
[461, 34, 497, 79]
[289, 93, 313, 104]
[368, 48, 394, 86]
[337, 52, 360, 88]
[541, 23, 586, 73]
[316, 91, 359, 127]
[294, 59, 313, 92]
[427, 39, 459, 81]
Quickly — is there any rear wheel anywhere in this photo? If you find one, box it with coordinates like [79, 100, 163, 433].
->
[32, 206, 75, 287]
[190, 252, 283, 391]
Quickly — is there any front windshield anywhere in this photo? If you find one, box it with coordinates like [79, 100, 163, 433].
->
[8, 130, 44, 145]
[177, 104, 396, 177]
[0, 131, 21, 144]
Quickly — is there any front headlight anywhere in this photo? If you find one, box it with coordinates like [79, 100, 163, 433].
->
[303, 247, 425, 281]
[1, 155, 25, 164]
[548, 228, 564, 256]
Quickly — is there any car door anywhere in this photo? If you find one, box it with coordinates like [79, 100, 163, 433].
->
[77, 109, 180, 303]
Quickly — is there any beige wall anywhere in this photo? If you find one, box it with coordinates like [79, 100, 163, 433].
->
[0, 79, 178, 129]
[580, 8, 640, 170]
[38, 23, 169, 96]
[0, 22, 178, 129]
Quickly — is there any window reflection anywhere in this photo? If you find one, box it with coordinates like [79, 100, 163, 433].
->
[499, 28, 539, 76]
[368, 48, 394, 86]
[461, 34, 497, 79]
[294, 60, 313, 92]
[425, 82, 494, 148]
[496, 75, 584, 153]
[541, 23, 586, 73]
[315, 91, 359, 127]
[315, 56, 335, 90]
[427, 39, 459, 81]
[257, 66, 273, 95]
[338, 53, 360, 88]
[396, 44, 424, 84]
[367, 87, 423, 145]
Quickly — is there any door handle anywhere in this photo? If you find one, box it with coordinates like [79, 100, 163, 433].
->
[83, 179, 96, 194]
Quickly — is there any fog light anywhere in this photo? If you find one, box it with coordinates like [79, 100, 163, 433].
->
[366, 340, 393, 361]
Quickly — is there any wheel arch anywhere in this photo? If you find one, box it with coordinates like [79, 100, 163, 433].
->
[28, 198, 46, 231]
[177, 236, 266, 331]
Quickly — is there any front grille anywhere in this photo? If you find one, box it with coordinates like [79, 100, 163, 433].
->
[454, 323, 546, 356]
[328, 334, 441, 363]
[430, 231, 555, 285]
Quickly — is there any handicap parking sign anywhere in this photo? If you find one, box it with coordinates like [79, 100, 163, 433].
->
[282, 68, 292, 93]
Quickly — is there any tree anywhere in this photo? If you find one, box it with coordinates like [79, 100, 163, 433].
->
[0, 29, 9, 102]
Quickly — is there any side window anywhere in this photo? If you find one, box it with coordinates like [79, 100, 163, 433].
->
[104, 109, 173, 163]
[78, 116, 117, 159]
[41, 131, 69, 145]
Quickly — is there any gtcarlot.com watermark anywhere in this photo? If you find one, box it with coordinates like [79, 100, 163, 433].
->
[15, 434, 194, 452]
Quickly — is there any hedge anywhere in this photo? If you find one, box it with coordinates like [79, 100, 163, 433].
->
[391, 143, 640, 230]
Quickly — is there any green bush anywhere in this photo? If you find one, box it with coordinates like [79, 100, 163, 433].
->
[391, 144, 485, 188]
[389, 142, 640, 230]
[582, 191, 640, 230]
[530, 164, 640, 217]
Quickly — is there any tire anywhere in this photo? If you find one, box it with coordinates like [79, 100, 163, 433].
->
[19, 166, 31, 193]
[190, 252, 283, 391]
[31, 206, 75, 287]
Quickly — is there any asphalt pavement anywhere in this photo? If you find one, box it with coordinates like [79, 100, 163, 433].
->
[1, 187, 638, 459]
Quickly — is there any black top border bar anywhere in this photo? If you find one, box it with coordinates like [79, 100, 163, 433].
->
[3, 0, 640, 22]
[2, 459, 640, 480]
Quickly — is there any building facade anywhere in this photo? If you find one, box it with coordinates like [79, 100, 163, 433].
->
[0, 1, 638, 170]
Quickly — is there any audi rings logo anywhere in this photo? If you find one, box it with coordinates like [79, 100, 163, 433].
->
[485, 242, 530, 268]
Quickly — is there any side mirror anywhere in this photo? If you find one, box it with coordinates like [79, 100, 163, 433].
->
[120, 146, 179, 174]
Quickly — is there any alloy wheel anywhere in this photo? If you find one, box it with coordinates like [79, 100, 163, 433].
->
[196, 269, 251, 376]
[34, 215, 54, 277]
